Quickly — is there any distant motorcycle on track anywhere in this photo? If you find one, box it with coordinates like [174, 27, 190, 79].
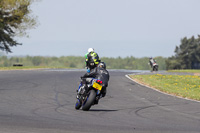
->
[149, 57, 158, 72]
[152, 62, 158, 71]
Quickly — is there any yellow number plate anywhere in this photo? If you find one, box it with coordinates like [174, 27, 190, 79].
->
[93, 82, 102, 91]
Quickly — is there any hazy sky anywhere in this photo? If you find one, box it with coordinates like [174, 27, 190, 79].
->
[8, 0, 200, 58]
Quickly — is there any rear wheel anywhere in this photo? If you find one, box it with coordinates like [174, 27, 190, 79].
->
[82, 90, 96, 111]
[153, 66, 158, 71]
[155, 66, 158, 71]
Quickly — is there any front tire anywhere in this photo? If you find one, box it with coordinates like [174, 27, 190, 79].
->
[75, 99, 82, 110]
[82, 90, 96, 111]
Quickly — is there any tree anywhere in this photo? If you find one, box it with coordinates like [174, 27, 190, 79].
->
[166, 35, 200, 69]
[0, 0, 38, 52]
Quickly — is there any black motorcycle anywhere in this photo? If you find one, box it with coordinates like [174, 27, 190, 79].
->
[152, 62, 159, 71]
[75, 78, 103, 111]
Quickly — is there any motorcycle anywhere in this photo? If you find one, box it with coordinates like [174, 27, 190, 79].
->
[75, 78, 103, 111]
[152, 62, 158, 71]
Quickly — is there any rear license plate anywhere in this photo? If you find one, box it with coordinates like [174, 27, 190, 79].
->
[93, 82, 102, 91]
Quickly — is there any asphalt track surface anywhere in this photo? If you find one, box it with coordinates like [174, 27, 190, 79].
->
[0, 69, 200, 133]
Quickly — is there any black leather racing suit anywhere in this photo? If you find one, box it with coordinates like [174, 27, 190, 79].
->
[82, 67, 110, 96]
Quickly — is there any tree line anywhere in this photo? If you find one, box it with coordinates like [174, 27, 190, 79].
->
[166, 35, 200, 70]
[0, 56, 167, 70]
[2, 34, 199, 70]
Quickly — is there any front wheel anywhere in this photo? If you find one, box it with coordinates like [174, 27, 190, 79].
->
[75, 99, 82, 110]
[82, 90, 96, 111]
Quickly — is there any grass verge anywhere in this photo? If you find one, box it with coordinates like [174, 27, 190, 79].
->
[168, 69, 200, 73]
[129, 74, 200, 101]
[0, 66, 71, 70]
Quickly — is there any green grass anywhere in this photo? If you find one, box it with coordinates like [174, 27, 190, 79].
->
[0, 66, 71, 70]
[168, 69, 200, 73]
[129, 74, 200, 101]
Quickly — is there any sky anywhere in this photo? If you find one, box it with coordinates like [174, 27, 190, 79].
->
[7, 0, 200, 58]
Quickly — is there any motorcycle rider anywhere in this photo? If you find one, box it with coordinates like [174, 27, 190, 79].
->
[85, 48, 101, 72]
[149, 57, 157, 71]
[78, 62, 109, 104]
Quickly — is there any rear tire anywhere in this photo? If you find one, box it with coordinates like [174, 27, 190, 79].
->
[82, 90, 96, 111]
[155, 66, 158, 71]
[153, 66, 158, 71]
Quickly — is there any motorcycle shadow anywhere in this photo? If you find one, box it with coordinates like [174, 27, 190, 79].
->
[89, 109, 118, 112]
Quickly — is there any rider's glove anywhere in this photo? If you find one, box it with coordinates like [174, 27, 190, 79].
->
[87, 69, 90, 73]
